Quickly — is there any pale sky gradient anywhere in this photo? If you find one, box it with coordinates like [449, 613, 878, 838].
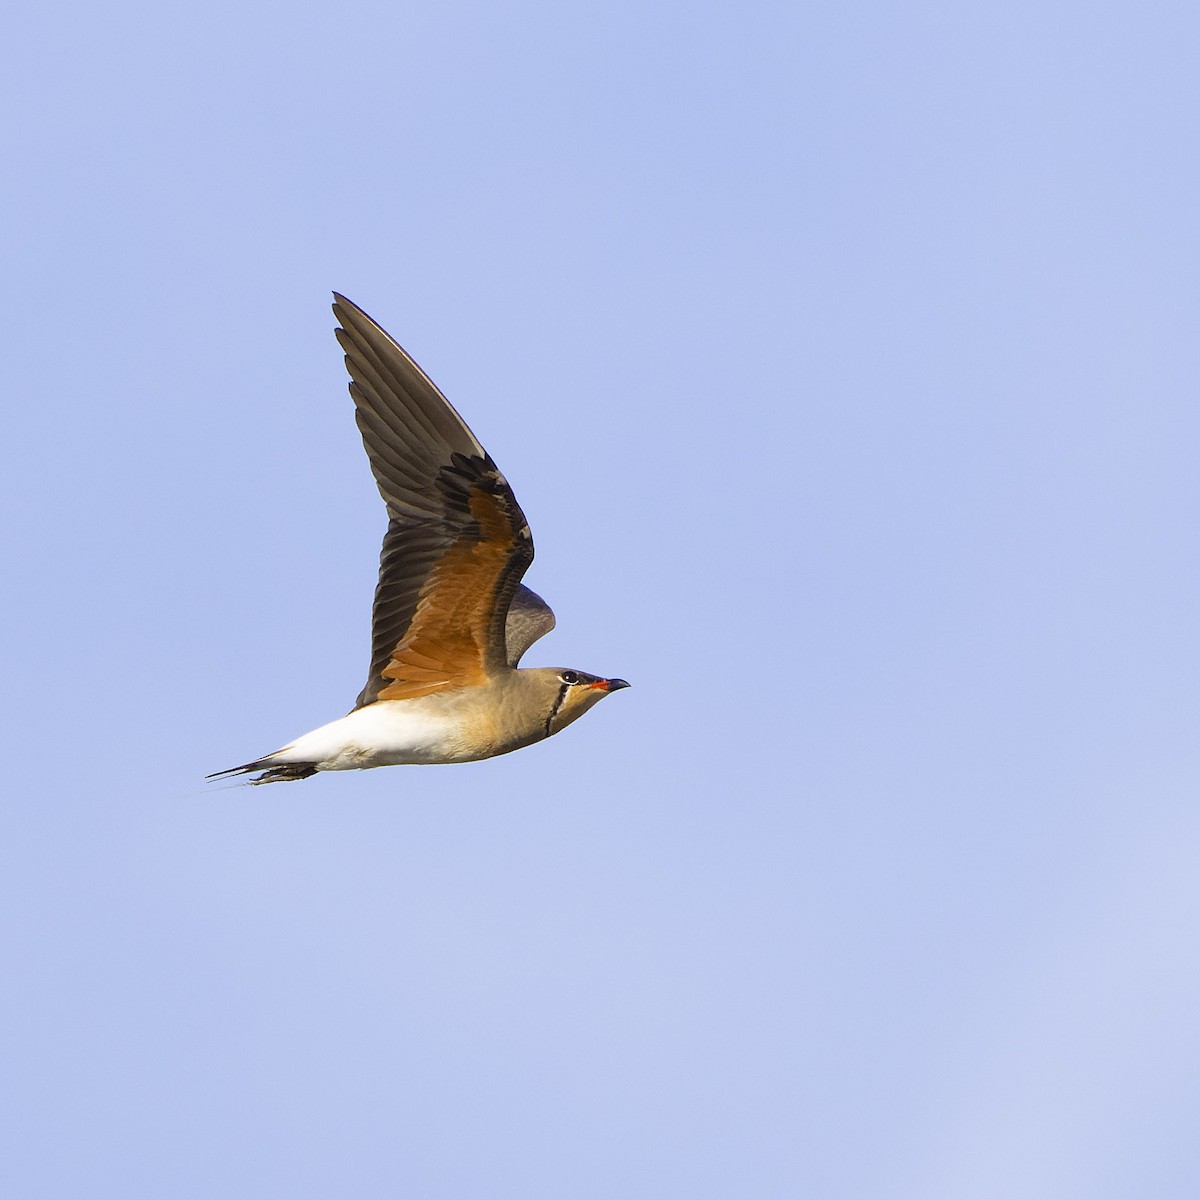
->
[3, 2, 1199, 1197]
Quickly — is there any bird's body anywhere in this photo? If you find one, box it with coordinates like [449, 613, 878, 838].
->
[210, 295, 627, 785]
[249, 671, 611, 774]
[262, 692, 488, 774]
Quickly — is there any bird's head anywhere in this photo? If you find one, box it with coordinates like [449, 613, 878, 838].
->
[522, 667, 630, 739]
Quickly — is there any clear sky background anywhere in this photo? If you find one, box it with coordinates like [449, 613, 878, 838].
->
[3, 2, 1199, 1196]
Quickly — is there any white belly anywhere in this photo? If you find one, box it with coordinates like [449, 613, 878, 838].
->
[266, 700, 475, 771]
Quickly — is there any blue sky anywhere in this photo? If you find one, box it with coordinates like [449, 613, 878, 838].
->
[3, 1, 1199, 1196]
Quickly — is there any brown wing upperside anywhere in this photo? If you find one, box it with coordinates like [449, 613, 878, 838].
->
[331, 294, 537, 709]
[367, 457, 534, 704]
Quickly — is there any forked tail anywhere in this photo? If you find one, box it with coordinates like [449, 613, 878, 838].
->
[205, 760, 319, 786]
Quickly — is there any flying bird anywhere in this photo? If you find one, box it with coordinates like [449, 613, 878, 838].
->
[210, 294, 628, 785]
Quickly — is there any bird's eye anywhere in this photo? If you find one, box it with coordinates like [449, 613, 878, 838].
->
[559, 670, 580, 685]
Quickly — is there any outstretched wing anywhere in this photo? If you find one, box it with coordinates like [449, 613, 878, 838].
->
[333, 294, 535, 707]
[504, 584, 556, 666]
